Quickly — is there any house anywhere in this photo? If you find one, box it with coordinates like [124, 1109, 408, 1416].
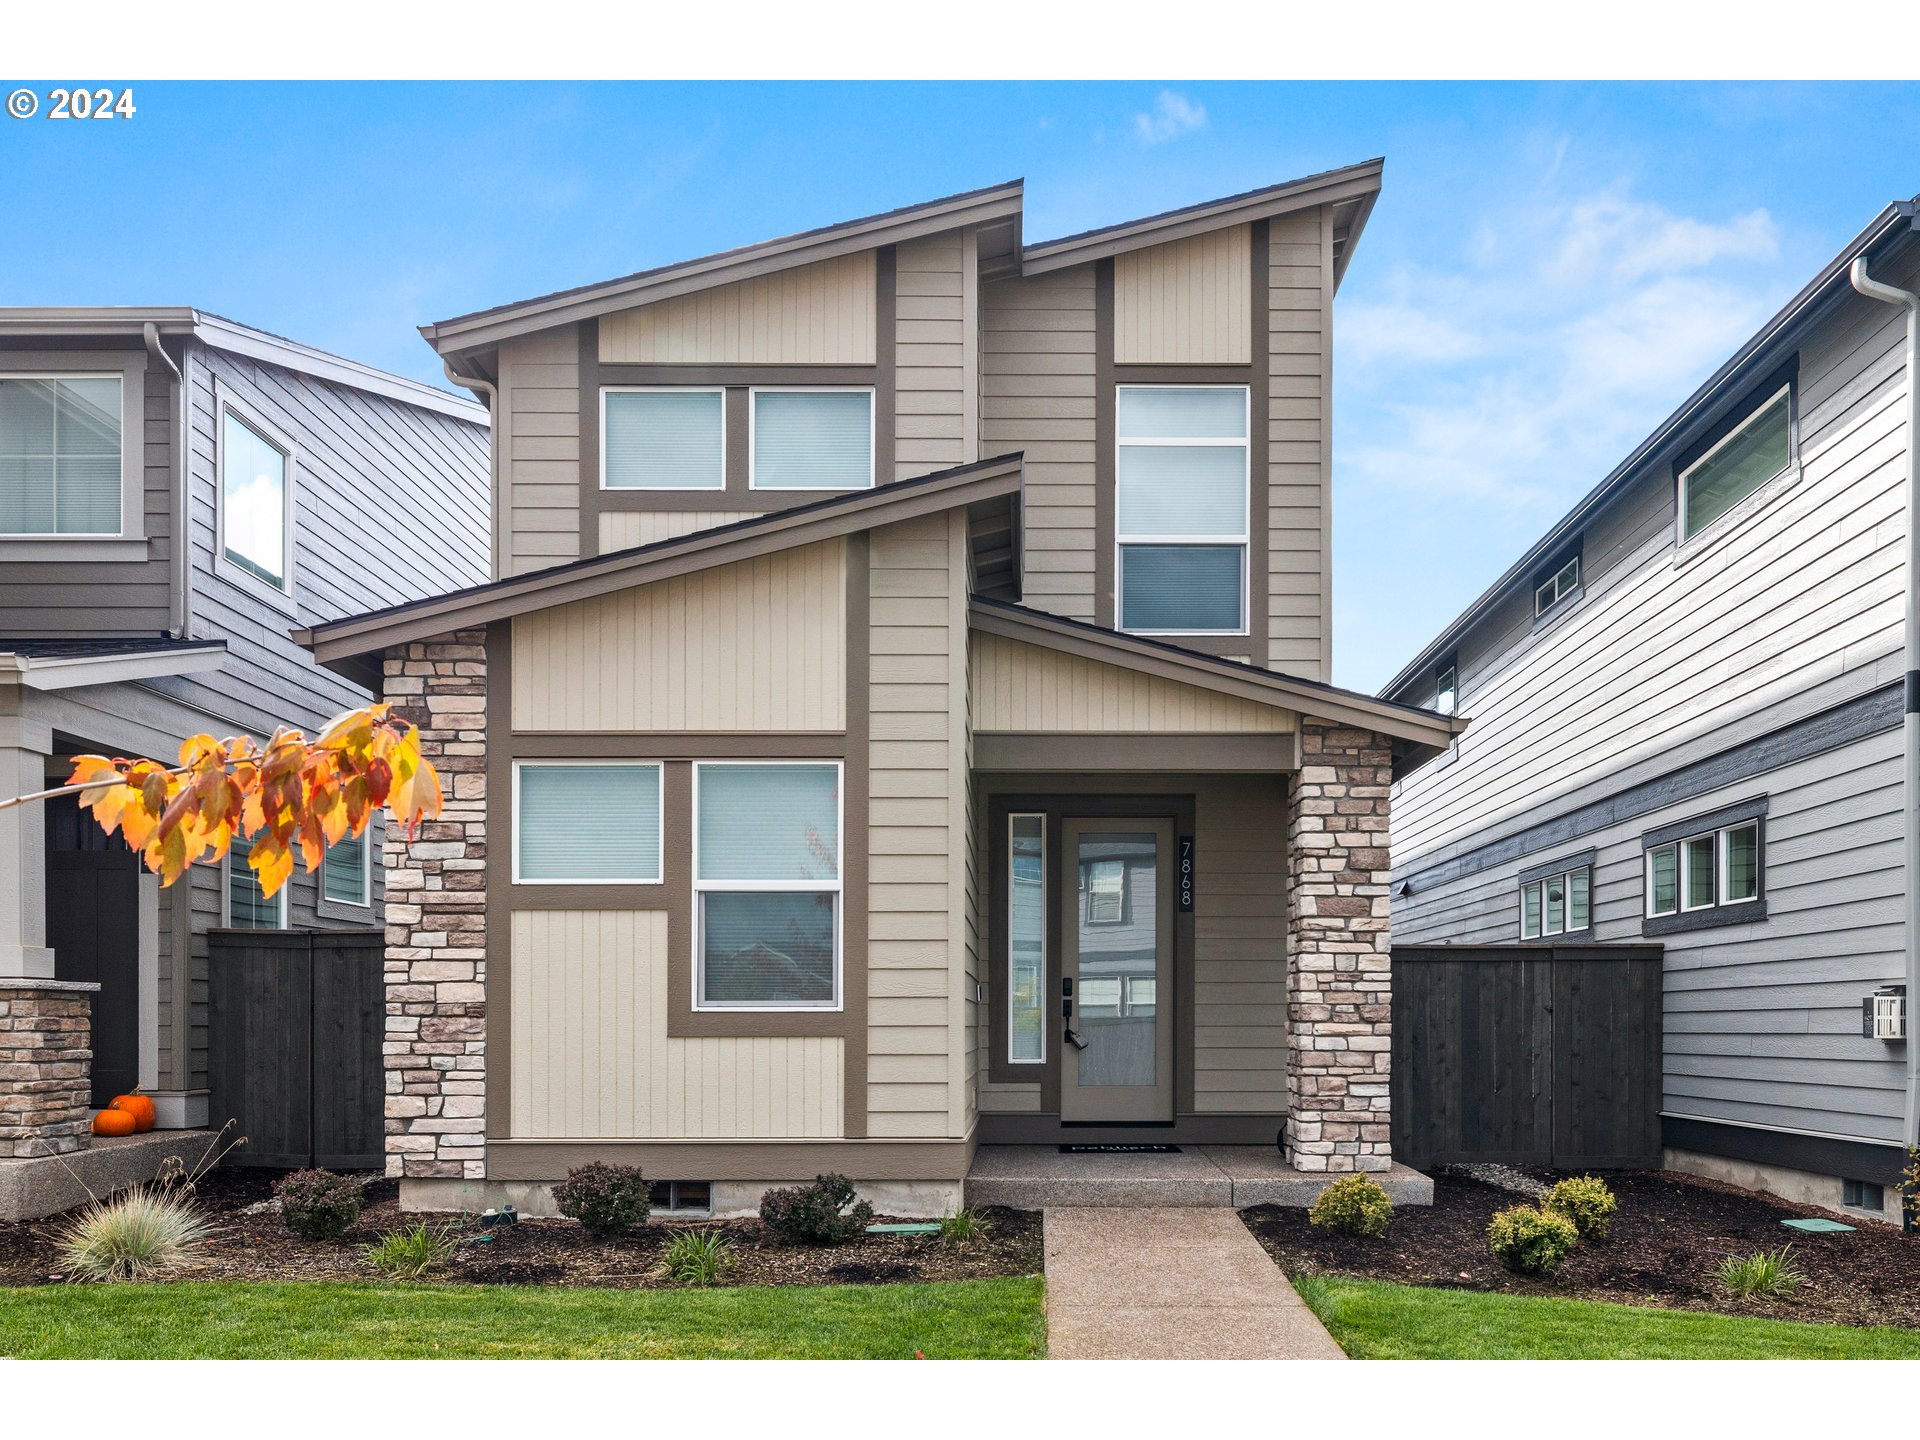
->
[0, 309, 489, 1205]
[1379, 198, 1920, 1220]
[303, 162, 1465, 1216]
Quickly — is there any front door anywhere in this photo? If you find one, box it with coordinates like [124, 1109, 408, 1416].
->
[48, 795, 144, 1107]
[1060, 817, 1175, 1122]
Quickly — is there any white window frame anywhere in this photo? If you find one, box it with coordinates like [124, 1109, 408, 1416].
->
[1679, 833, 1718, 912]
[747, 387, 875, 492]
[1007, 811, 1047, 1067]
[510, 759, 665, 886]
[1646, 843, 1680, 918]
[1719, 820, 1762, 905]
[1677, 383, 1794, 542]
[1114, 383, 1251, 637]
[214, 390, 298, 606]
[599, 385, 727, 492]
[0, 367, 142, 548]
[1647, 819, 1764, 919]
[1434, 660, 1458, 717]
[320, 826, 374, 910]
[1519, 864, 1590, 940]
[223, 838, 290, 929]
[1534, 554, 1580, 616]
[692, 759, 844, 1012]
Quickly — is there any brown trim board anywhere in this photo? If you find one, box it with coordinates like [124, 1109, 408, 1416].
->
[1094, 258, 1115, 630]
[975, 731, 1299, 774]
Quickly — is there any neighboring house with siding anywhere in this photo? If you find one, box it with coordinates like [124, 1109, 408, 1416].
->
[1380, 198, 1920, 1219]
[302, 162, 1465, 1215]
[0, 309, 488, 1187]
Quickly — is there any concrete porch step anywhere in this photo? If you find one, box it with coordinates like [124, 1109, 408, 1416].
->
[966, 1143, 1433, 1210]
[0, 1130, 221, 1222]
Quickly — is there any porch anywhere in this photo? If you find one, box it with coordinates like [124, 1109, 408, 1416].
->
[965, 1144, 1434, 1210]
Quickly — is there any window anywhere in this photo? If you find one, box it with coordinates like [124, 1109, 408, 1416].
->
[1534, 552, 1581, 616]
[1434, 658, 1458, 717]
[323, 828, 372, 907]
[1115, 385, 1248, 634]
[749, 388, 873, 490]
[1680, 384, 1793, 539]
[220, 406, 292, 590]
[1085, 858, 1127, 924]
[1842, 1179, 1884, 1212]
[649, 1180, 713, 1215]
[1646, 818, 1763, 920]
[694, 762, 841, 1009]
[0, 376, 122, 535]
[226, 836, 288, 929]
[513, 762, 662, 884]
[602, 388, 724, 490]
[1008, 813, 1046, 1065]
[1520, 865, 1590, 939]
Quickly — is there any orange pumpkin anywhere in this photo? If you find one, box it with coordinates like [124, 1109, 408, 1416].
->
[109, 1093, 156, 1132]
[92, 1108, 136, 1138]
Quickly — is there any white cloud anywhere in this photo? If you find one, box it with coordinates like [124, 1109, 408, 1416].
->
[1133, 91, 1206, 145]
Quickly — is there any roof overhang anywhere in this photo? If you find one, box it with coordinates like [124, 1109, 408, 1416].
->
[0, 642, 226, 692]
[300, 453, 1027, 667]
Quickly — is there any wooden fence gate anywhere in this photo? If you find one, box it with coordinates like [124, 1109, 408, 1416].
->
[208, 930, 384, 1169]
[1392, 944, 1663, 1170]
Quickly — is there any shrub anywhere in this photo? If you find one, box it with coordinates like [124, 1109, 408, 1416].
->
[1717, 1245, 1807, 1300]
[552, 1162, 651, 1238]
[938, 1208, 991, 1249]
[1308, 1173, 1394, 1239]
[758, 1173, 873, 1245]
[58, 1187, 216, 1281]
[275, 1169, 364, 1242]
[1542, 1174, 1618, 1241]
[662, 1228, 735, 1286]
[1487, 1203, 1579, 1275]
[365, 1222, 459, 1278]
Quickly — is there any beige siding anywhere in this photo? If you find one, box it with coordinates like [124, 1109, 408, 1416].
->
[981, 268, 1097, 621]
[1269, 210, 1331, 678]
[894, 232, 973, 479]
[599, 252, 876, 365]
[1193, 777, 1290, 1111]
[509, 910, 843, 1139]
[499, 326, 583, 576]
[512, 538, 846, 731]
[970, 632, 1295, 733]
[598, 510, 760, 552]
[866, 511, 968, 1137]
[1114, 225, 1252, 364]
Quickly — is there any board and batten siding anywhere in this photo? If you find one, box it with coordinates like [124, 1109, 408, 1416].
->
[509, 909, 843, 1139]
[969, 631, 1295, 734]
[1268, 211, 1332, 679]
[894, 231, 976, 479]
[511, 538, 846, 732]
[981, 267, 1097, 622]
[599, 510, 762, 552]
[498, 325, 582, 576]
[598, 252, 876, 366]
[1114, 225, 1252, 365]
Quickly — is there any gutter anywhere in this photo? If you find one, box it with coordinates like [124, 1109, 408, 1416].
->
[143, 322, 190, 639]
[1849, 254, 1920, 1207]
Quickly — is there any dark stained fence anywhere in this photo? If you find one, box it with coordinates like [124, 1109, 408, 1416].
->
[208, 930, 384, 1169]
[1393, 944, 1663, 1170]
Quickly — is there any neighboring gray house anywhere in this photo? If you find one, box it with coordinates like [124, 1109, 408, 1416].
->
[1381, 199, 1920, 1218]
[0, 309, 488, 1182]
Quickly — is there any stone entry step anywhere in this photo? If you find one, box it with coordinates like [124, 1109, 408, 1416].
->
[967, 1144, 1433, 1210]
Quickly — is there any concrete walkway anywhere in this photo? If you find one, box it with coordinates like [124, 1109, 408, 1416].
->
[1044, 1207, 1347, 1360]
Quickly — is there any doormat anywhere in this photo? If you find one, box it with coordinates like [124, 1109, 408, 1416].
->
[1059, 1144, 1181, 1154]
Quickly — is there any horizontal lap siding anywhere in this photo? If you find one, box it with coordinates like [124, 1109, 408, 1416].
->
[511, 538, 845, 731]
[501, 327, 581, 575]
[597, 252, 876, 365]
[895, 232, 972, 479]
[599, 510, 761, 551]
[510, 909, 842, 1139]
[1269, 212, 1330, 678]
[982, 268, 1096, 621]
[1194, 776, 1290, 1111]
[969, 631, 1294, 733]
[1114, 226, 1251, 364]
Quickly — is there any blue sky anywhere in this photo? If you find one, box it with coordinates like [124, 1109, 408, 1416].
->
[5, 81, 1918, 690]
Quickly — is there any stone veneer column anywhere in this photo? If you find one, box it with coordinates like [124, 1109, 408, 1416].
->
[381, 630, 487, 1182]
[0, 981, 95, 1157]
[1284, 721, 1394, 1173]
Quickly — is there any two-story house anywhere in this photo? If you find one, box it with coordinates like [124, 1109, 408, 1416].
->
[1381, 198, 1920, 1220]
[304, 163, 1464, 1217]
[0, 309, 488, 1204]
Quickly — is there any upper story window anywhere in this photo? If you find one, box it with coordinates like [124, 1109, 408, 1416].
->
[1116, 384, 1249, 635]
[1678, 379, 1794, 541]
[1534, 550, 1581, 617]
[1433, 656, 1458, 717]
[603, 387, 725, 491]
[220, 405, 293, 592]
[0, 376, 122, 535]
[750, 388, 873, 490]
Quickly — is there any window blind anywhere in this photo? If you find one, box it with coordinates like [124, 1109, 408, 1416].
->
[0, 377, 121, 535]
[752, 391, 872, 490]
[1117, 445, 1247, 535]
[516, 764, 662, 882]
[1119, 545, 1243, 631]
[603, 389, 724, 490]
[697, 763, 839, 882]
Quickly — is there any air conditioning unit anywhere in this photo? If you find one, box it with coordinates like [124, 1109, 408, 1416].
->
[1863, 986, 1906, 1041]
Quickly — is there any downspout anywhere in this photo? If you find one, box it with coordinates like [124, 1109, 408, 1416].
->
[1850, 253, 1920, 1221]
[143, 322, 189, 639]
[441, 357, 500, 577]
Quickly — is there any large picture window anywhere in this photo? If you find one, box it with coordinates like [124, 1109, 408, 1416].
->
[0, 376, 122, 535]
[220, 406, 292, 591]
[1115, 385, 1249, 634]
[513, 762, 663, 884]
[1679, 384, 1793, 539]
[1008, 813, 1046, 1065]
[749, 388, 873, 490]
[694, 762, 841, 1009]
[602, 387, 725, 491]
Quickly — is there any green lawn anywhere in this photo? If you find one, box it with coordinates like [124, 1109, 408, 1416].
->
[0, 1277, 1046, 1359]
[1294, 1275, 1920, 1359]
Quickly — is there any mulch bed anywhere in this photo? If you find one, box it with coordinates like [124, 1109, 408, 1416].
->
[0, 1166, 1041, 1290]
[1245, 1168, 1920, 1328]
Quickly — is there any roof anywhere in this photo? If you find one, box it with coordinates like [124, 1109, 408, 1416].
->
[0, 637, 226, 691]
[0, 308, 487, 424]
[1379, 194, 1920, 701]
[298, 453, 1027, 664]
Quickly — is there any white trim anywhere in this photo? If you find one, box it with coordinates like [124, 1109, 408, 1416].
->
[599, 385, 727, 492]
[222, 837, 290, 930]
[0, 367, 142, 541]
[510, 759, 665, 886]
[1645, 842, 1679, 918]
[1676, 382, 1794, 544]
[747, 387, 875, 492]
[321, 827, 374, 909]
[1007, 811, 1047, 1067]
[1520, 863, 1591, 940]
[691, 759, 844, 1012]
[1533, 554, 1580, 616]
[1660, 1109, 1907, 1148]
[0, 644, 225, 691]
[213, 387, 298, 607]
[1679, 832, 1717, 912]
[1720, 820, 1761, 905]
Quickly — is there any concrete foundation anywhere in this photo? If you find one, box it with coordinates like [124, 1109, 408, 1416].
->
[1664, 1146, 1903, 1227]
[0, 1129, 220, 1221]
[400, 1175, 968, 1220]
[965, 1144, 1432, 1210]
